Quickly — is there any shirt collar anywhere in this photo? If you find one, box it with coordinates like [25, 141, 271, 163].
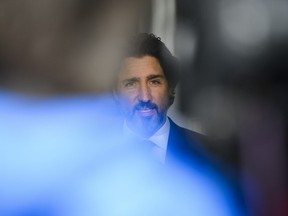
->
[123, 117, 170, 151]
[149, 118, 170, 151]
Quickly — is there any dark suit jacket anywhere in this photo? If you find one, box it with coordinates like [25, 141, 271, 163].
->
[165, 118, 213, 168]
[165, 118, 246, 212]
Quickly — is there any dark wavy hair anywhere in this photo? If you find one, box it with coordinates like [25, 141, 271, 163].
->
[124, 33, 180, 104]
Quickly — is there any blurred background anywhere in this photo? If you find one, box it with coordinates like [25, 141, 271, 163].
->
[0, 0, 287, 215]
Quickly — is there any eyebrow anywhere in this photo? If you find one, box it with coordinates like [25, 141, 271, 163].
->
[121, 77, 139, 85]
[121, 74, 165, 85]
[146, 74, 165, 80]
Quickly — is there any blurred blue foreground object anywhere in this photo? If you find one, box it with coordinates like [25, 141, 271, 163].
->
[0, 91, 243, 216]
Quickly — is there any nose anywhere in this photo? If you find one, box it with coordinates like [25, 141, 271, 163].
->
[138, 83, 151, 102]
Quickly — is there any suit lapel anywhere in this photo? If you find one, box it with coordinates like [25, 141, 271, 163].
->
[165, 118, 206, 166]
[165, 118, 186, 164]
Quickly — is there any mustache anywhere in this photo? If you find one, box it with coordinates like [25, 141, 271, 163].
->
[134, 101, 158, 111]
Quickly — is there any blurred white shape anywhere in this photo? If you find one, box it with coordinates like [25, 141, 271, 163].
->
[151, 0, 176, 54]
[175, 24, 197, 61]
[269, 0, 288, 39]
[219, 0, 271, 55]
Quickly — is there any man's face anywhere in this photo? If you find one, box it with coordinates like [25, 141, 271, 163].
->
[117, 55, 171, 137]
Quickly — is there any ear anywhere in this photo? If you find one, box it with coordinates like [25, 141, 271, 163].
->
[168, 88, 175, 106]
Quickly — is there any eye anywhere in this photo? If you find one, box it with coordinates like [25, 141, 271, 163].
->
[149, 79, 161, 86]
[124, 81, 136, 88]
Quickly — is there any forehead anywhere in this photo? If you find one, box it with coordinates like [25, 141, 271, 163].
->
[119, 56, 164, 78]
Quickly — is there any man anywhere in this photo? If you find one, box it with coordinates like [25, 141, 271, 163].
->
[116, 33, 209, 165]
[113, 34, 246, 215]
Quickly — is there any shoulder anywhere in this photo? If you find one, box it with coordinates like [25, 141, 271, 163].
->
[167, 118, 212, 164]
[168, 118, 209, 149]
[167, 119, 227, 185]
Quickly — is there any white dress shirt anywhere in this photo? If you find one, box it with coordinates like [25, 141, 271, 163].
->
[123, 118, 170, 163]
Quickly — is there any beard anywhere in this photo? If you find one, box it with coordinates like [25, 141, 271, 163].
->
[126, 101, 166, 138]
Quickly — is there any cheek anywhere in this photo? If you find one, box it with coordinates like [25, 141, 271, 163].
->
[123, 92, 135, 102]
[119, 93, 136, 109]
[154, 91, 170, 109]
